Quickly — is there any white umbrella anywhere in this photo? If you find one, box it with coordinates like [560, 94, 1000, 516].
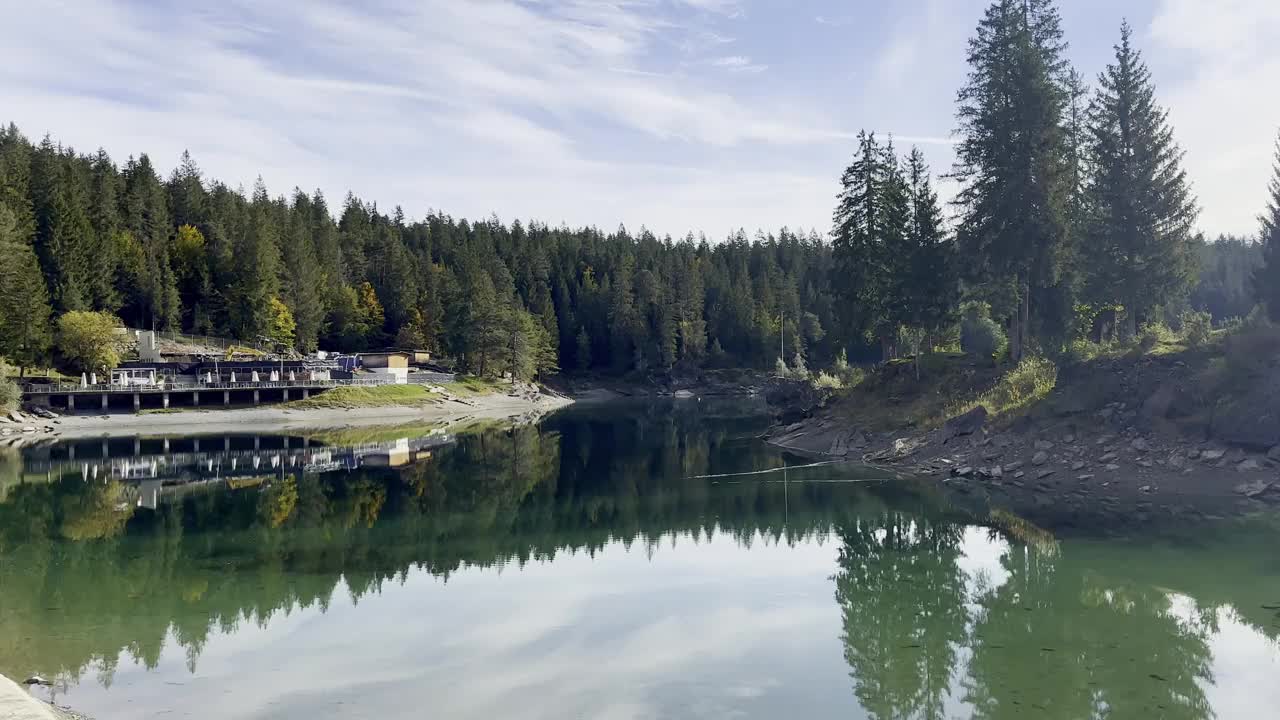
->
[270, 370, 279, 382]
[230, 372, 237, 383]
[81, 373, 87, 387]
[252, 371, 260, 383]
[289, 371, 296, 382]
[90, 373, 97, 385]
[206, 372, 213, 383]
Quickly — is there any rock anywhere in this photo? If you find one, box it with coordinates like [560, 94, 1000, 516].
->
[1237, 458, 1262, 472]
[1104, 464, 1121, 471]
[1186, 449, 1201, 460]
[954, 466, 974, 477]
[1003, 461, 1024, 473]
[1200, 449, 1226, 461]
[942, 406, 988, 444]
[1099, 407, 1115, 420]
[1034, 440, 1055, 451]
[1234, 479, 1275, 498]
[1139, 485, 1153, 493]
[21, 426, 35, 433]
[1032, 451, 1049, 466]
[23, 675, 52, 686]
[1099, 452, 1118, 463]
[1063, 434, 1075, 444]
[981, 449, 1003, 461]
[987, 465, 1004, 479]
[1137, 460, 1153, 468]
[1130, 438, 1150, 452]
[992, 434, 1013, 448]
[1269, 445, 1280, 462]
[1168, 453, 1186, 469]
[1070, 460, 1086, 471]
[6, 410, 24, 423]
[1096, 434, 1116, 446]
[1077, 474, 1095, 481]
[1037, 469, 1056, 479]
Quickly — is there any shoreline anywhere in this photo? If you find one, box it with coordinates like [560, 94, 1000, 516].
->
[28, 393, 573, 440]
[765, 407, 1280, 534]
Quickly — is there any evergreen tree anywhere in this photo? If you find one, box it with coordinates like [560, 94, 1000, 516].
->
[902, 147, 957, 340]
[87, 150, 123, 311]
[227, 180, 283, 340]
[0, 202, 53, 372]
[1082, 21, 1198, 335]
[953, 0, 1074, 361]
[1255, 131, 1280, 321]
[283, 193, 325, 352]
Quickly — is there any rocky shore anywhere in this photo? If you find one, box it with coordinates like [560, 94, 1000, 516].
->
[765, 349, 1280, 532]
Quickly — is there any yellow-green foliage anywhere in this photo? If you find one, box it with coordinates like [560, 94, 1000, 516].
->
[813, 371, 845, 390]
[0, 360, 18, 412]
[945, 355, 1058, 421]
[287, 384, 437, 409]
[56, 311, 124, 374]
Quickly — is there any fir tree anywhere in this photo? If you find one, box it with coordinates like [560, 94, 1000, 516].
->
[0, 202, 53, 373]
[1254, 131, 1280, 321]
[953, 0, 1074, 361]
[1082, 21, 1198, 335]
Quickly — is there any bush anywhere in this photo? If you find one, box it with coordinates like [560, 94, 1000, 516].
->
[1180, 310, 1212, 347]
[961, 316, 1008, 363]
[813, 371, 844, 390]
[1138, 321, 1176, 352]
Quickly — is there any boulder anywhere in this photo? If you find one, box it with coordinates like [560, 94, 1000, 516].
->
[1268, 445, 1280, 462]
[1234, 479, 1275, 498]
[1200, 449, 1226, 461]
[1104, 463, 1121, 471]
[1099, 452, 1118, 463]
[1037, 468, 1056, 479]
[1237, 458, 1262, 472]
[1070, 460, 1086, 471]
[1034, 440, 1055, 451]
[1032, 451, 1049, 466]
[1131, 438, 1150, 452]
[942, 406, 988, 445]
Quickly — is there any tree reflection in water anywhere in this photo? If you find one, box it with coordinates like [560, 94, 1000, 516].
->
[0, 402, 1276, 719]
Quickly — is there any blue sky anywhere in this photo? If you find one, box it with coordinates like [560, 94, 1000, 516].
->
[4, 0, 1277, 238]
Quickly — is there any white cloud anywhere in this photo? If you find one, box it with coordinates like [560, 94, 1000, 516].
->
[1148, 0, 1280, 236]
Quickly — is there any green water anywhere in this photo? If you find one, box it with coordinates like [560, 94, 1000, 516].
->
[1, 401, 1278, 719]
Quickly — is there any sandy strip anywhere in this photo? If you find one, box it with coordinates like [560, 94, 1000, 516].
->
[45, 394, 573, 439]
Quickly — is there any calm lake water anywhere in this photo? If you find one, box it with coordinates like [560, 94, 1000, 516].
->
[2, 401, 1278, 719]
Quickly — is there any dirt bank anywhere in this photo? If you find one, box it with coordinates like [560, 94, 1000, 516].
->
[5, 392, 572, 441]
[765, 346, 1280, 532]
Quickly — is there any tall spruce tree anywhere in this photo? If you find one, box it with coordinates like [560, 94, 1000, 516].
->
[1082, 21, 1198, 335]
[833, 131, 892, 349]
[1254, 131, 1280, 321]
[0, 202, 53, 372]
[953, 0, 1074, 361]
[902, 147, 956, 340]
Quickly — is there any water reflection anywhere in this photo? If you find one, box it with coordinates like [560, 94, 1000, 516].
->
[0, 402, 1277, 719]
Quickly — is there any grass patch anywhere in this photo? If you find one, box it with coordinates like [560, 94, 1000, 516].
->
[286, 384, 440, 410]
[941, 356, 1058, 423]
[442, 376, 507, 396]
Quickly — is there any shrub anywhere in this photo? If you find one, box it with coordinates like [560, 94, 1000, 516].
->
[961, 316, 1007, 363]
[1179, 310, 1212, 347]
[1138, 321, 1175, 352]
[813, 371, 844, 390]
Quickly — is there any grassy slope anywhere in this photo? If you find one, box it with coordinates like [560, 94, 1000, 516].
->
[825, 327, 1247, 435]
[285, 377, 510, 410]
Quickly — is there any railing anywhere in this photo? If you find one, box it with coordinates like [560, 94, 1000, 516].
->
[21, 377, 389, 394]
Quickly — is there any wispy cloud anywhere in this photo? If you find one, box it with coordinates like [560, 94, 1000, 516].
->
[712, 55, 768, 73]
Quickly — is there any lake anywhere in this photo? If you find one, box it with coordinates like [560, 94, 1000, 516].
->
[2, 401, 1278, 719]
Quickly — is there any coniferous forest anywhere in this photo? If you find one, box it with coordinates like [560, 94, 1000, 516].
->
[0, 1, 1278, 380]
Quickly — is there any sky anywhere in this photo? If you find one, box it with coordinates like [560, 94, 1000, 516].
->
[3, 0, 1278, 239]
